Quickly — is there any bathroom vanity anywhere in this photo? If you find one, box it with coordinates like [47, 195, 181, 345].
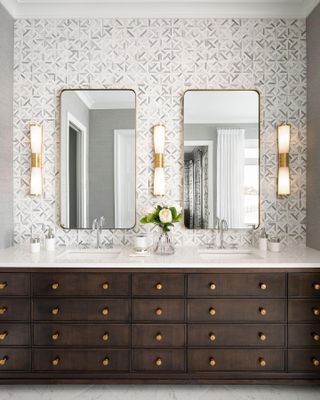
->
[0, 246, 319, 384]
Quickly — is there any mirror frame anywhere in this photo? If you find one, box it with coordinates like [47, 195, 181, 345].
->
[59, 88, 137, 230]
[182, 88, 261, 230]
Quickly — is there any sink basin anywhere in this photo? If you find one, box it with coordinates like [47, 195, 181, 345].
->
[198, 248, 263, 261]
[57, 248, 121, 262]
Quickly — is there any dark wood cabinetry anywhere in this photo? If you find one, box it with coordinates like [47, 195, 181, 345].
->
[0, 268, 319, 384]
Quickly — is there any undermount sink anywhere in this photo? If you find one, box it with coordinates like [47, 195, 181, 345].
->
[57, 248, 121, 262]
[198, 248, 263, 261]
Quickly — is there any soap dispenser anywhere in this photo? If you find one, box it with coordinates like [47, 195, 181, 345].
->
[259, 228, 268, 251]
[45, 226, 55, 252]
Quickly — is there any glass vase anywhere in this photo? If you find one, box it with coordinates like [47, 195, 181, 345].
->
[154, 231, 175, 255]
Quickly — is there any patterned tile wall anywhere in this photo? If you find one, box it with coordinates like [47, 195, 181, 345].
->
[13, 18, 307, 248]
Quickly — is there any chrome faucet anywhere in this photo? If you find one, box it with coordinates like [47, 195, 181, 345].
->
[92, 216, 106, 249]
[218, 219, 228, 249]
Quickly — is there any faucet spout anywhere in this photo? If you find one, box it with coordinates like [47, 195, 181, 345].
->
[219, 219, 228, 249]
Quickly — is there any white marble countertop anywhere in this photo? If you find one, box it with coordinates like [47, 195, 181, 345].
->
[0, 244, 320, 269]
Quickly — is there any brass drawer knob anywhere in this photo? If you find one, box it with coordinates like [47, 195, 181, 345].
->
[52, 332, 59, 341]
[155, 283, 163, 290]
[0, 307, 7, 315]
[51, 282, 59, 290]
[51, 307, 59, 316]
[312, 358, 320, 367]
[155, 357, 162, 366]
[102, 332, 109, 342]
[312, 332, 320, 342]
[313, 308, 320, 316]
[0, 332, 8, 341]
[209, 333, 216, 342]
[209, 282, 216, 290]
[102, 357, 109, 366]
[259, 358, 267, 367]
[313, 283, 320, 291]
[102, 307, 109, 316]
[0, 356, 8, 366]
[155, 333, 163, 342]
[259, 283, 267, 290]
[259, 333, 267, 341]
[52, 357, 60, 366]
[209, 307, 216, 316]
[0, 282, 7, 290]
[102, 282, 109, 290]
[155, 308, 163, 316]
[209, 357, 216, 367]
[259, 307, 267, 316]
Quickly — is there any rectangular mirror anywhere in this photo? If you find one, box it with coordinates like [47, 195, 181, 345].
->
[183, 90, 260, 230]
[60, 89, 136, 229]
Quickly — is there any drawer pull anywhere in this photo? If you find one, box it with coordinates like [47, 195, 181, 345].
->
[52, 332, 59, 341]
[209, 307, 216, 316]
[0, 332, 8, 341]
[0, 282, 7, 290]
[209, 333, 216, 342]
[259, 358, 267, 367]
[51, 307, 59, 316]
[0, 356, 8, 366]
[209, 282, 216, 290]
[313, 308, 320, 316]
[155, 333, 163, 342]
[312, 332, 320, 342]
[51, 282, 59, 290]
[102, 307, 109, 316]
[155, 283, 163, 290]
[259, 283, 267, 290]
[102, 282, 109, 290]
[313, 283, 320, 291]
[102, 332, 109, 342]
[155, 308, 163, 316]
[155, 357, 162, 366]
[209, 357, 216, 367]
[312, 358, 320, 367]
[102, 357, 109, 366]
[259, 307, 267, 316]
[0, 307, 7, 315]
[52, 357, 60, 366]
[259, 333, 267, 341]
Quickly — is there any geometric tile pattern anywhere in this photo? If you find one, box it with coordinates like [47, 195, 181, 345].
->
[13, 18, 307, 248]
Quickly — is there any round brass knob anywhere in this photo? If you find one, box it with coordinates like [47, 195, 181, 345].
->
[51, 282, 59, 290]
[0, 307, 7, 315]
[102, 282, 109, 290]
[209, 357, 216, 367]
[313, 283, 320, 291]
[259, 307, 267, 316]
[209, 282, 216, 290]
[0, 282, 7, 290]
[313, 308, 320, 316]
[102, 357, 109, 366]
[0, 332, 8, 341]
[312, 358, 320, 367]
[209, 307, 216, 316]
[155, 283, 163, 290]
[0, 356, 8, 366]
[102, 307, 109, 316]
[52, 332, 59, 341]
[102, 333, 109, 342]
[155, 357, 162, 366]
[155, 333, 162, 342]
[51, 307, 59, 316]
[259, 333, 267, 341]
[52, 357, 60, 366]
[260, 283, 267, 290]
[259, 358, 267, 367]
[312, 332, 320, 342]
[209, 333, 216, 342]
[155, 308, 163, 316]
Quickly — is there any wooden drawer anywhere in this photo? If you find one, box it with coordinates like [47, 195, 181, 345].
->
[188, 324, 286, 347]
[0, 298, 30, 321]
[188, 273, 286, 297]
[288, 324, 320, 347]
[0, 348, 30, 371]
[288, 349, 320, 372]
[132, 299, 185, 322]
[288, 273, 320, 297]
[133, 349, 185, 372]
[188, 349, 285, 372]
[188, 299, 286, 322]
[0, 273, 29, 296]
[0, 323, 30, 346]
[34, 323, 130, 347]
[33, 349, 130, 371]
[132, 273, 184, 296]
[133, 324, 185, 347]
[288, 299, 320, 322]
[33, 298, 130, 321]
[32, 273, 130, 297]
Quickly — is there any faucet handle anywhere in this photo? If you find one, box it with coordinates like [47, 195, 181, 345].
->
[221, 219, 228, 231]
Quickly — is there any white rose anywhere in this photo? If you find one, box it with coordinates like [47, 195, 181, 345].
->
[159, 208, 173, 224]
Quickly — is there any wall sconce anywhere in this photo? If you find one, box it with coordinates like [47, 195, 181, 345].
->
[153, 124, 165, 196]
[30, 123, 43, 196]
[277, 123, 290, 197]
